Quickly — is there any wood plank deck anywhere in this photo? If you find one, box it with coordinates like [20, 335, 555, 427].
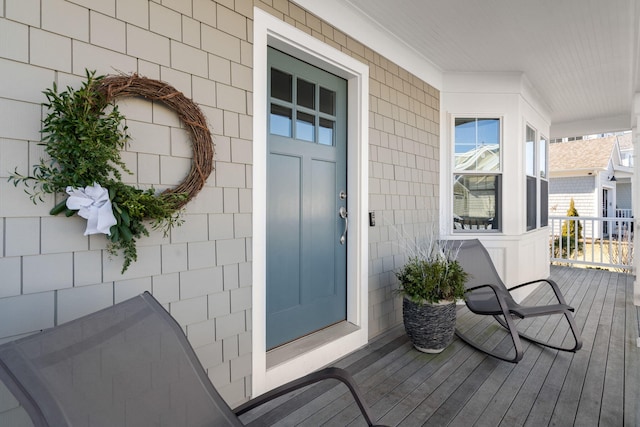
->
[241, 266, 640, 426]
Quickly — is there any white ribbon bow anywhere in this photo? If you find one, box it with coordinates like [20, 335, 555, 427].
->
[66, 183, 118, 236]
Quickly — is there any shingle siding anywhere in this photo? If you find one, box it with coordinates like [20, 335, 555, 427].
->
[0, 0, 252, 415]
[0, 0, 440, 420]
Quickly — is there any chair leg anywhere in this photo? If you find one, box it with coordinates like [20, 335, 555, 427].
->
[455, 312, 524, 363]
[493, 311, 582, 353]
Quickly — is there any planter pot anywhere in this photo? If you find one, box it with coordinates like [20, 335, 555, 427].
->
[402, 297, 457, 353]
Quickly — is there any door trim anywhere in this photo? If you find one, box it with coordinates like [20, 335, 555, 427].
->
[252, 7, 369, 396]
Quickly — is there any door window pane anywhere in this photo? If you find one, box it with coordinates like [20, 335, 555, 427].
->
[269, 51, 345, 147]
[270, 104, 292, 137]
[297, 79, 315, 109]
[296, 111, 315, 142]
[319, 118, 334, 146]
[320, 87, 336, 115]
[271, 69, 292, 102]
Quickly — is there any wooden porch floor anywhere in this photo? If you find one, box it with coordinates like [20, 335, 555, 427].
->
[241, 266, 640, 426]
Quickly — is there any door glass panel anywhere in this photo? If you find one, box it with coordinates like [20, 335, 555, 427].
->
[296, 111, 315, 142]
[319, 118, 334, 146]
[320, 87, 336, 115]
[271, 69, 292, 102]
[270, 104, 292, 137]
[297, 79, 315, 109]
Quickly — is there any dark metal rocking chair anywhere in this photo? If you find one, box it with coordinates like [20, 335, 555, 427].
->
[0, 292, 386, 426]
[451, 239, 583, 363]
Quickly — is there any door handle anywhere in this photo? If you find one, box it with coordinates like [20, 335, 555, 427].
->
[339, 206, 348, 244]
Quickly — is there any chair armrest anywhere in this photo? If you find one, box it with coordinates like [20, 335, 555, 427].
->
[466, 283, 516, 317]
[507, 278, 570, 306]
[233, 366, 384, 426]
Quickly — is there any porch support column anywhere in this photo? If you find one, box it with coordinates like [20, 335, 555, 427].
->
[632, 94, 640, 305]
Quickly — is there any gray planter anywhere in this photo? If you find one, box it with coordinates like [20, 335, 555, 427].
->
[402, 297, 457, 353]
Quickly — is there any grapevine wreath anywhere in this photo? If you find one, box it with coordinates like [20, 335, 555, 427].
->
[10, 70, 214, 272]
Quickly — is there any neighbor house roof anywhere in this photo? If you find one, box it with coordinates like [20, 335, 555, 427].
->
[618, 133, 634, 151]
[549, 134, 631, 173]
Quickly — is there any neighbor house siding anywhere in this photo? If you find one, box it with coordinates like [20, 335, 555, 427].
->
[549, 176, 595, 217]
[0, 0, 440, 422]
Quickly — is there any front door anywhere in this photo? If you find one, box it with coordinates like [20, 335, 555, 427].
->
[266, 48, 348, 349]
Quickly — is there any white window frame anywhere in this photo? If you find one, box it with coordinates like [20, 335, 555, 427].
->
[451, 116, 503, 233]
[526, 124, 537, 231]
[525, 124, 549, 231]
[539, 133, 549, 228]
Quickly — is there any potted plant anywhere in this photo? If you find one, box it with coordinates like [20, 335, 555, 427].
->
[395, 238, 468, 353]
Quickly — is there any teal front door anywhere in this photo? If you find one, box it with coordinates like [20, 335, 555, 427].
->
[266, 48, 348, 349]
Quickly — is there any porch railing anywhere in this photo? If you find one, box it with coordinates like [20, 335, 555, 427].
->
[615, 208, 633, 218]
[549, 215, 634, 271]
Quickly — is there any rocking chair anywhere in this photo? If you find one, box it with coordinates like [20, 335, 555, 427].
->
[451, 239, 582, 363]
[0, 292, 385, 426]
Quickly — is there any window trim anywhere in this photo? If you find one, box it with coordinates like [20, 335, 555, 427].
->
[452, 115, 503, 233]
[539, 134, 549, 227]
[526, 124, 537, 231]
[525, 123, 549, 231]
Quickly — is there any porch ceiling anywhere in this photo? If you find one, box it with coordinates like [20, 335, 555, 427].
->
[337, 0, 640, 138]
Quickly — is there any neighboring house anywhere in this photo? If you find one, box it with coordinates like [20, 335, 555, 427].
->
[549, 134, 634, 238]
[0, 1, 639, 423]
[617, 134, 635, 215]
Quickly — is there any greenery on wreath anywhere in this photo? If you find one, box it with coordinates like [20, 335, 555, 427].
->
[9, 70, 186, 272]
[395, 233, 468, 304]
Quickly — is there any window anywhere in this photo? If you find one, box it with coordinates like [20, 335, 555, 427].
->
[540, 135, 548, 227]
[269, 66, 337, 146]
[453, 118, 501, 232]
[526, 125, 536, 231]
[525, 125, 549, 230]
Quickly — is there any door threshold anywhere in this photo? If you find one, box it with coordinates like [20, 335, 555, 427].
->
[266, 321, 360, 369]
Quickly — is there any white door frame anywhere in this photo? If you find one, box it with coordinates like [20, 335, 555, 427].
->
[252, 8, 369, 395]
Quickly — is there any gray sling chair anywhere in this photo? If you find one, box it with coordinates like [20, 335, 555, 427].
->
[0, 292, 386, 427]
[450, 239, 582, 363]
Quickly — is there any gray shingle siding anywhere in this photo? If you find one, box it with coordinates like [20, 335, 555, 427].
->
[549, 176, 596, 217]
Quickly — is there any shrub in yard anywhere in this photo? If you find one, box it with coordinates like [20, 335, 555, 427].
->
[554, 198, 583, 258]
